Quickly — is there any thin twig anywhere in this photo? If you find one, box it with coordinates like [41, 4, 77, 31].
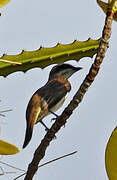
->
[14, 151, 77, 180]
[3, 171, 16, 174]
[0, 114, 5, 117]
[0, 109, 12, 113]
[0, 171, 16, 175]
[0, 166, 4, 175]
[0, 161, 25, 172]
[0, 166, 16, 175]
[0, 109, 12, 117]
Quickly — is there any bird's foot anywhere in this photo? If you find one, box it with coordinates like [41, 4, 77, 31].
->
[40, 120, 49, 131]
[49, 110, 59, 122]
[50, 111, 65, 127]
[45, 127, 50, 132]
[51, 117, 57, 121]
[40, 120, 57, 139]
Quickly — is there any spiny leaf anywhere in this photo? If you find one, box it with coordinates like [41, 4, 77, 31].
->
[97, 0, 108, 14]
[0, 139, 19, 155]
[105, 127, 117, 180]
[97, 0, 117, 21]
[0, 0, 10, 8]
[0, 38, 100, 77]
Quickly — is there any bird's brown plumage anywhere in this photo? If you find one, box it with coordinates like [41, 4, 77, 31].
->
[23, 76, 71, 148]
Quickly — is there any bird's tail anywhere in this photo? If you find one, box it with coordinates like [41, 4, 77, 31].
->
[23, 124, 33, 149]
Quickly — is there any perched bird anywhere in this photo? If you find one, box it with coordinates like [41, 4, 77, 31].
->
[23, 63, 82, 148]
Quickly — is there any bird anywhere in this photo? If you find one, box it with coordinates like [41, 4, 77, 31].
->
[23, 63, 82, 148]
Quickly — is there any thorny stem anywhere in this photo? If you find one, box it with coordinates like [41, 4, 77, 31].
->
[24, 9, 114, 180]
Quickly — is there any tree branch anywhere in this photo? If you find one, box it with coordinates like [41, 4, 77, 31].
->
[14, 151, 77, 180]
[24, 8, 114, 180]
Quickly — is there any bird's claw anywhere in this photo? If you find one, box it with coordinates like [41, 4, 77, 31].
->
[45, 127, 50, 132]
[51, 117, 57, 121]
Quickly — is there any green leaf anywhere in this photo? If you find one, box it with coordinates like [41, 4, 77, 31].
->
[97, 0, 108, 14]
[97, 0, 117, 21]
[0, 0, 10, 8]
[0, 38, 100, 77]
[0, 139, 19, 155]
[105, 127, 117, 180]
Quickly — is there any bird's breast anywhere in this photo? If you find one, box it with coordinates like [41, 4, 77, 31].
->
[26, 76, 71, 125]
[50, 95, 66, 112]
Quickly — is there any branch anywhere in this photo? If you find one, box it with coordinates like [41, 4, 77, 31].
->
[0, 109, 12, 117]
[14, 151, 77, 180]
[0, 161, 25, 172]
[24, 7, 114, 180]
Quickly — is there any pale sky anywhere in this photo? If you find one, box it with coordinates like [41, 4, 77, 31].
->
[0, 0, 117, 179]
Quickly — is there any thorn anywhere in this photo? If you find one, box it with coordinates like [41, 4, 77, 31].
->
[21, 50, 25, 54]
[39, 46, 43, 50]
[88, 37, 91, 41]
[2, 54, 6, 57]
[50, 57, 53, 61]
[73, 39, 77, 43]
[56, 42, 60, 46]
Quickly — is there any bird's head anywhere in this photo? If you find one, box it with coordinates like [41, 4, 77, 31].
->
[48, 63, 82, 81]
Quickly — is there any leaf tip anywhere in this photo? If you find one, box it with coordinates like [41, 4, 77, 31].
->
[0, 140, 20, 155]
[2, 53, 6, 58]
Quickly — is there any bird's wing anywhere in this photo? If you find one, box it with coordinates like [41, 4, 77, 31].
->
[23, 79, 70, 148]
[26, 94, 43, 126]
[23, 94, 42, 148]
[26, 79, 69, 126]
[36, 79, 69, 111]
